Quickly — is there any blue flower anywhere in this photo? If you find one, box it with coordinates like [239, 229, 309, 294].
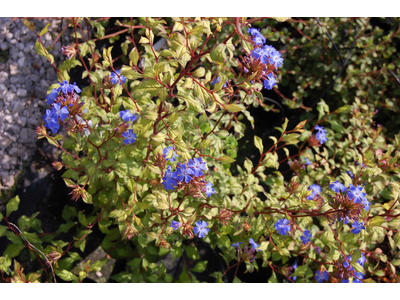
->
[304, 158, 312, 166]
[300, 229, 313, 245]
[72, 82, 81, 93]
[211, 76, 227, 87]
[248, 27, 261, 36]
[315, 270, 329, 282]
[110, 70, 127, 85]
[162, 166, 178, 191]
[231, 242, 243, 249]
[351, 220, 365, 234]
[51, 102, 69, 122]
[175, 163, 194, 183]
[346, 170, 354, 179]
[341, 279, 349, 283]
[316, 131, 328, 144]
[307, 184, 321, 200]
[170, 220, 180, 230]
[268, 49, 284, 69]
[188, 157, 207, 177]
[347, 185, 367, 204]
[204, 181, 215, 197]
[162, 146, 179, 162]
[357, 253, 366, 266]
[353, 272, 364, 283]
[249, 238, 260, 251]
[193, 220, 210, 238]
[291, 261, 298, 282]
[46, 88, 59, 104]
[252, 34, 266, 46]
[329, 180, 347, 193]
[122, 129, 137, 145]
[43, 109, 60, 133]
[119, 110, 136, 122]
[263, 73, 277, 90]
[274, 218, 291, 235]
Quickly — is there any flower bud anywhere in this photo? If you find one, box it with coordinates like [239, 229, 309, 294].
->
[219, 208, 233, 226]
[52, 161, 63, 171]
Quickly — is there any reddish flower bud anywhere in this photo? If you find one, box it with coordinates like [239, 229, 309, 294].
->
[219, 208, 233, 226]
[308, 135, 321, 147]
[243, 220, 251, 232]
[158, 238, 171, 249]
[181, 224, 194, 238]
[52, 161, 63, 171]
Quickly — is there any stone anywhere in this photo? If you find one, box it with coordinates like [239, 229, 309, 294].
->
[17, 51, 24, 58]
[0, 171, 15, 187]
[30, 74, 39, 82]
[9, 63, 18, 75]
[18, 42, 24, 51]
[4, 114, 12, 123]
[4, 93, 14, 102]
[5, 124, 20, 136]
[0, 138, 12, 150]
[10, 76, 18, 84]
[12, 101, 25, 114]
[17, 56, 25, 68]
[5, 32, 13, 41]
[40, 79, 48, 88]
[16, 88, 27, 97]
[16, 116, 27, 127]
[34, 86, 47, 99]
[14, 28, 21, 40]
[44, 32, 52, 41]
[0, 71, 8, 83]
[28, 116, 39, 127]
[0, 42, 9, 51]
[10, 39, 17, 45]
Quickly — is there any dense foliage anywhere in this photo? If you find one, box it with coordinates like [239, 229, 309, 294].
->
[1, 17, 400, 283]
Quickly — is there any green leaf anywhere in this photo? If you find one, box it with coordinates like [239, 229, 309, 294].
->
[191, 261, 207, 273]
[292, 264, 308, 277]
[224, 104, 242, 113]
[218, 155, 236, 164]
[254, 136, 263, 154]
[129, 47, 139, 67]
[39, 23, 51, 37]
[133, 79, 162, 96]
[369, 216, 386, 227]
[210, 44, 226, 64]
[55, 269, 79, 282]
[0, 256, 12, 274]
[6, 195, 20, 217]
[316, 99, 330, 120]
[4, 244, 25, 258]
[182, 245, 200, 260]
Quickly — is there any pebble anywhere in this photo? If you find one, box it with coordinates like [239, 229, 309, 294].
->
[16, 88, 27, 97]
[17, 57, 25, 68]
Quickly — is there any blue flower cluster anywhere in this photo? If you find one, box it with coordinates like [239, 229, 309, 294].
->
[328, 181, 371, 211]
[119, 109, 137, 145]
[315, 125, 328, 144]
[244, 27, 283, 90]
[342, 253, 366, 283]
[162, 151, 215, 198]
[43, 81, 82, 134]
